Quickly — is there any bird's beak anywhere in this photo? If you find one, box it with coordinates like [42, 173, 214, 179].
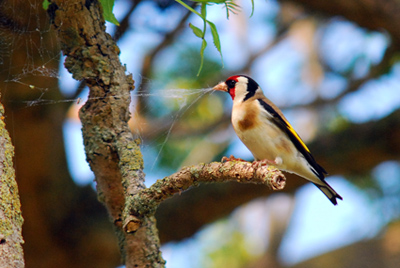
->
[212, 82, 228, 92]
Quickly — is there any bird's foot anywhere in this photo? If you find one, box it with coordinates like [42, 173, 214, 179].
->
[221, 155, 247, 162]
[252, 157, 282, 168]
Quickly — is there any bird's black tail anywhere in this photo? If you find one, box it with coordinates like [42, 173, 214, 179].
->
[313, 180, 343, 205]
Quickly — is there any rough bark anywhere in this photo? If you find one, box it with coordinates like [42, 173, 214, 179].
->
[0, 101, 24, 267]
[124, 161, 285, 233]
[48, 0, 164, 266]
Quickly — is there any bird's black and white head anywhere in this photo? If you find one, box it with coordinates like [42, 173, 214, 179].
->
[213, 75, 261, 103]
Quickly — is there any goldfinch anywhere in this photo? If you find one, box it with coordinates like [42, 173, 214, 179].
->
[213, 75, 342, 205]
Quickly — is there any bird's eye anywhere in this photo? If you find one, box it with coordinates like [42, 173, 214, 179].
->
[226, 79, 236, 89]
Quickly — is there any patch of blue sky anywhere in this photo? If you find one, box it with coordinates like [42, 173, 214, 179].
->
[58, 55, 80, 96]
[338, 64, 400, 123]
[162, 238, 204, 268]
[248, 22, 276, 52]
[319, 20, 367, 73]
[319, 20, 388, 75]
[226, 136, 254, 161]
[128, 1, 184, 33]
[364, 31, 389, 64]
[372, 161, 400, 222]
[319, 72, 348, 99]
[214, 31, 248, 69]
[245, 1, 279, 52]
[373, 161, 400, 195]
[119, 30, 162, 74]
[252, 39, 314, 106]
[63, 119, 94, 185]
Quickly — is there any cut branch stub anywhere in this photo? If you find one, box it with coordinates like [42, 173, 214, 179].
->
[123, 161, 286, 233]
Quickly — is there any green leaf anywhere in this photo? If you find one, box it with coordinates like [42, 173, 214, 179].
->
[175, 0, 202, 17]
[189, 23, 204, 38]
[250, 0, 255, 17]
[42, 0, 51, 10]
[177, 0, 249, 74]
[206, 20, 223, 66]
[197, 39, 208, 76]
[224, 1, 241, 18]
[100, 0, 120, 26]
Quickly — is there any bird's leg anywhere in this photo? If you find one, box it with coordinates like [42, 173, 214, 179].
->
[252, 157, 282, 168]
[221, 155, 247, 162]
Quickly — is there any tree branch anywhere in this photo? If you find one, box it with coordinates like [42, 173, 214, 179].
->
[123, 161, 285, 233]
[70, 0, 141, 100]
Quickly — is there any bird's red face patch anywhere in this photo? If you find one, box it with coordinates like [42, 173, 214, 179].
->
[225, 76, 239, 100]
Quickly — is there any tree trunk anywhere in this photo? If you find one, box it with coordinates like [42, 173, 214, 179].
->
[0, 100, 24, 267]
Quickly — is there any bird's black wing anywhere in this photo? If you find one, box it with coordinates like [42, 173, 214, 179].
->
[257, 99, 327, 179]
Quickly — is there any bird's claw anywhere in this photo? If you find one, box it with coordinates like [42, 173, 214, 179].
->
[252, 159, 278, 168]
[221, 155, 246, 162]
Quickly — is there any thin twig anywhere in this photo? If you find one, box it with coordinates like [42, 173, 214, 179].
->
[114, 0, 143, 42]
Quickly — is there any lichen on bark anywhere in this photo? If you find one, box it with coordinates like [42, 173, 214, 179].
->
[0, 100, 25, 267]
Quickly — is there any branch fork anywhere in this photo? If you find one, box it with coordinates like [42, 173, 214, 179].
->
[123, 161, 286, 233]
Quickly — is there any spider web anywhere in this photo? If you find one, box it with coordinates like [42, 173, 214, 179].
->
[0, 0, 226, 188]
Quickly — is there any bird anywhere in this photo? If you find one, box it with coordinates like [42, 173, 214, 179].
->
[212, 75, 342, 205]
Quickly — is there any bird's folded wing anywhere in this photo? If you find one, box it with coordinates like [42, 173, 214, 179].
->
[257, 98, 327, 178]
